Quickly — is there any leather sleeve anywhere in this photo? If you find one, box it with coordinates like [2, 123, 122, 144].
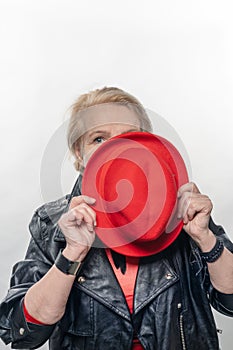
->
[211, 290, 233, 317]
[0, 211, 57, 348]
[10, 299, 54, 349]
[209, 217, 233, 254]
[207, 218, 233, 316]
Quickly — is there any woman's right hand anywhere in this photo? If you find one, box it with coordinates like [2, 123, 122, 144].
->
[58, 195, 96, 261]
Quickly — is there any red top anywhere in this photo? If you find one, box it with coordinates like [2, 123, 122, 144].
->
[105, 249, 143, 349]
[23, 250, 144, 349]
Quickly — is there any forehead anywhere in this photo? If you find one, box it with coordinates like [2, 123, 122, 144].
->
[76, 103, 141, 137]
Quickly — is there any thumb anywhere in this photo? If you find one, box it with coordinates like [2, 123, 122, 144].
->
[69, 195, 96, 209]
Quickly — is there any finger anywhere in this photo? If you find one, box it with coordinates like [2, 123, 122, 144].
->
[182, 213, 189, 225]
[69, 195, 96, 209]
[72, 207, 96, 232]
[75, 203, 97, 225]
[184, 205, 197, 223]
[59, 204, 96, 231]
[177, 182, 200, 198]
[178, 193, 212, 221]
[177, 191, 193, 219]
[183, 200, 212, 226]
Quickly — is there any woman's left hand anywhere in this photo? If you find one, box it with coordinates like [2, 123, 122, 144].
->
[177, 182, 213, 244]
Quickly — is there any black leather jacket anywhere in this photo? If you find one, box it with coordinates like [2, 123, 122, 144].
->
[0, 177, 233, 350]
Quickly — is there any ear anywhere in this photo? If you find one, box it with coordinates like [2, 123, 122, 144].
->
[74, 141, 83, 161]
[74, 142, 84, 171]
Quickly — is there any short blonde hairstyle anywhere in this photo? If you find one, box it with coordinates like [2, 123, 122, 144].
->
[67, 87, 153, 170]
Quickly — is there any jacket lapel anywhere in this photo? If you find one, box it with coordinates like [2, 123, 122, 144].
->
[134, 256, 179, 315]
[74, 248, 131, 322]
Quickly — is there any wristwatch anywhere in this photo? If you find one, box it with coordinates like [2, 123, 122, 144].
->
[55, 250, 82, 276]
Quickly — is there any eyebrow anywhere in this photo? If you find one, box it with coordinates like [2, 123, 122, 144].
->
[87, 128, 139, 139]
[86, 130, 110, 139]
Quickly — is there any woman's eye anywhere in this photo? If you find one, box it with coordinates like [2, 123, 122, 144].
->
[93, 136, 105, 144]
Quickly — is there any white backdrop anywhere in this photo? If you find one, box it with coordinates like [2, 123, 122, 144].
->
[0, 1, 233, 349]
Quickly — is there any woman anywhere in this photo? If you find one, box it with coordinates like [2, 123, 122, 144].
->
[0, 87, 233, 349]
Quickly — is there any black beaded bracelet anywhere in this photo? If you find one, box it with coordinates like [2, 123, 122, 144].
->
[200, 238, 224, 263]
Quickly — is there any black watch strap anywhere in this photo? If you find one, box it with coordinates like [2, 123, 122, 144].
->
[55, 250, 82, 276]
[200, 238, 224, 263]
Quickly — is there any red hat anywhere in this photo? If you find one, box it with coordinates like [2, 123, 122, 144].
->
[82, 132, 189, 257]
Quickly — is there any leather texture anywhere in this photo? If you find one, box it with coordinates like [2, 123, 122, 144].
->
[0, 176, 233, 350]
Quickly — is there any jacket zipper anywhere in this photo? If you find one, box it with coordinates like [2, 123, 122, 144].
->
[178, 303, 187, 350]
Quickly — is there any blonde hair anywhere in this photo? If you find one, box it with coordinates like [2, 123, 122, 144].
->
[67, 87, 153, 170]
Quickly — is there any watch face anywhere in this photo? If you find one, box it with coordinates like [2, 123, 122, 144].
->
[55, 251, 82, 276]
[68, 261, 82, 275]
